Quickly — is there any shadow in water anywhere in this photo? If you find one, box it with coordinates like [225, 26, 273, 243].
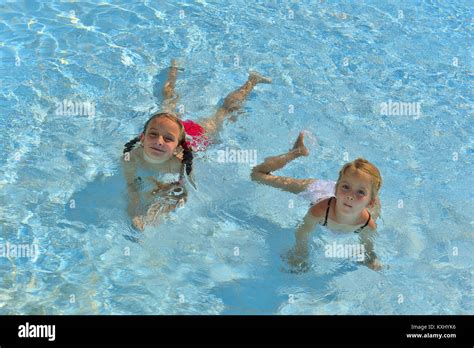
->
[207, 205, 362, 314]
[63, 173, 141, 244]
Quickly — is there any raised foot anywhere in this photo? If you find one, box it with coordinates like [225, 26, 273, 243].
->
[249, 71, 272, 84]
[292, 132, 309, 156]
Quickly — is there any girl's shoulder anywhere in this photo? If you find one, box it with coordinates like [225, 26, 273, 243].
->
[366, 214, 377, 231]
[309, 198, 331, 219]
[168, 155, 184, 172]
[122, 147, 141, 165]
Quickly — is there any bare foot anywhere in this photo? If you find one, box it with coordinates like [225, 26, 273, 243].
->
[170, 58, 184, 71]
[292, 132, 309, 156]
[249, 71, 272, 84]
[132, 216, 145, 231]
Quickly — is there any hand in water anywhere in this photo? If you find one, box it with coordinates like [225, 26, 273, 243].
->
[283, 248, 311, 273]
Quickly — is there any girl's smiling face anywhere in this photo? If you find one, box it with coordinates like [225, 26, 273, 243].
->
[140, 117, 182, 163]
[335, 167, 373, 215]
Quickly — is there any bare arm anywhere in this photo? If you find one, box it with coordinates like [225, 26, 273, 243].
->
[122, 153, 140, 219]
[287, 205, 323, 267]
[359, 225, 382, 271]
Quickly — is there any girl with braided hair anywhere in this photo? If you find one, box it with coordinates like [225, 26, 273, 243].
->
[122, 111, 195, 231]
[251, 132, 383, 271]
[123, 59, 271, 230]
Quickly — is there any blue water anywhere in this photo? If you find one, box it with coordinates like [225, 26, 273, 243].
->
[0, 0, 472, 314]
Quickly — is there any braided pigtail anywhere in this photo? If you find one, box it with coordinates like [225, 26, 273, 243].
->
[123, 136, 141, 154]
[180, 140, 194, 176]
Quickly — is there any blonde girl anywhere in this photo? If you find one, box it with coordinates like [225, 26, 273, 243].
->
[252, 132, 383, 271]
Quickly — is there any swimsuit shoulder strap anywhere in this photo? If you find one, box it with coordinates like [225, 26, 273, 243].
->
[322, 197, 333, 226]
[354, 211, 372, 233]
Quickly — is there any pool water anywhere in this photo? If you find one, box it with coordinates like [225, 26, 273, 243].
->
[0, 0, 472, 314]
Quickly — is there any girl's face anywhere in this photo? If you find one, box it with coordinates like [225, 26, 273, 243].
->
[335, 168, 373, 215]
[140, 117, 182, 163]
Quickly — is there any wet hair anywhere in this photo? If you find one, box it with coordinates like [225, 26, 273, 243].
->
[335, 158, 382, 203]
[123, 112, 193, 177]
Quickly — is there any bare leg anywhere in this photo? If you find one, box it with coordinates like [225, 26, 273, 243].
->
[198, 71, 272, 136]
[251, 132, 315, 194]
[161, 59, 180, 115]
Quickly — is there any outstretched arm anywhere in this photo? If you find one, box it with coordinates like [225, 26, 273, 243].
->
[122, 154, 140, 220]
[359, 228, 382, 271]
[287, 206, 322, 267]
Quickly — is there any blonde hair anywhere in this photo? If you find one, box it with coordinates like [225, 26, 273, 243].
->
[335, 158, 382, 203]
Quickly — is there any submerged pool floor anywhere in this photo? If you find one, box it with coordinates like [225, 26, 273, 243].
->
[0, 1, 472, 314]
